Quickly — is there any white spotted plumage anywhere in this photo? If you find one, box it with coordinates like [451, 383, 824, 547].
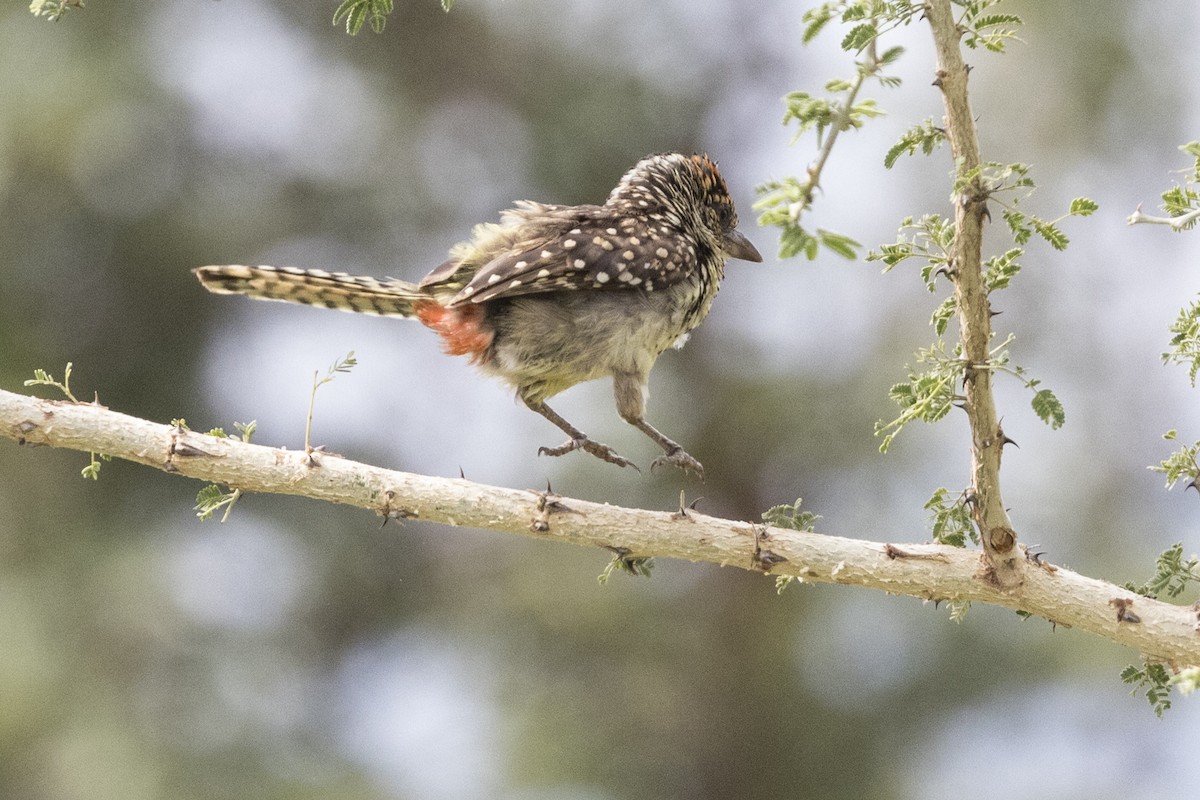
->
[193, 152, 762, 476]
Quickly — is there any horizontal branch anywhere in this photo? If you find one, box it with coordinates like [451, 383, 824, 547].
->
[2, 386, 1199, 665]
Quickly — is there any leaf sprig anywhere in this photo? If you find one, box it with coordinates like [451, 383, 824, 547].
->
[874, 340, 962, 453]
[762, 497, 821, 532]
[885, 119, 947, 169]
[28, 0, 84, 22]
[24, 362, 80, 403]
[332, 0, 455, 36]
[1121, 662, 1173, 718]
[24, 363, 112, 479]
[925, 487, 977, 547]
[958, 162, 1098, 251]
[195, 421, 257, 523]
[1124, 542, 1200, 600]
[1160, 142, 1200, 228]
[956, 1, 1023, 52]
[305, 352, 357, 456]
[756, 4, 909, 261]
[332, 0, 394, 35]
[1163, 301, 1200, 386]
[1150, 430, 1200, 491]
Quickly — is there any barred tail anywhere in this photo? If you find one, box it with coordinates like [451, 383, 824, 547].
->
[192, 265, 428, 318]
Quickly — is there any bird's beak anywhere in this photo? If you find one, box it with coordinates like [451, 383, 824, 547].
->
[722, 228, 763, 262]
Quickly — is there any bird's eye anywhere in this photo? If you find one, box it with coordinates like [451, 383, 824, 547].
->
[714, 202, 734, 230]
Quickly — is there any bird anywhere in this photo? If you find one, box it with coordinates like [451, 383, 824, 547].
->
[193, 152, 762, 477]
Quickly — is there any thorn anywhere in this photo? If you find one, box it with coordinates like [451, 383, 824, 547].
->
[544, 496, 579, 515]
[459, 466, 466, 479]
[980, 202, 991, 223]
[378, 489, 416, 528]
[1000, 433, 1019, 449]
[671, 491, 702, 520]
[1187, 480, 1199, 495]
[379, 507, 413, 529]
[170, 442, 213, 458]
[756, 550, 788, 569]
[1109, 597, 1141, 624]
[300, 444, 340, 466]
[529, 485, 578, 524]
[989, 308, 1002, 318]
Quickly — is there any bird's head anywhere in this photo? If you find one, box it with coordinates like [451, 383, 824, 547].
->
[608, 152, 763, 264]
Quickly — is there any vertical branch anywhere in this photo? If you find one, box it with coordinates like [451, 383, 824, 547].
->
[925, 0, 1021, 586]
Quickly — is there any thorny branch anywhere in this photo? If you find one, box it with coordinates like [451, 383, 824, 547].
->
[926, 0, 1021, 586]
[3, 386, 1200, 666]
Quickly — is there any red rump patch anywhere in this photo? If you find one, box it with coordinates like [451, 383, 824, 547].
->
[414, 300, 493, 363]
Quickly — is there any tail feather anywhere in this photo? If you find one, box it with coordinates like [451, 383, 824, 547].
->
[193, 265, 427, 318]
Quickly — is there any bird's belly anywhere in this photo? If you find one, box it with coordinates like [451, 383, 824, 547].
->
[484, 290, 701, 398]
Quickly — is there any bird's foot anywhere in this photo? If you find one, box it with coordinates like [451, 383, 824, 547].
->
[650, 447, 704, 480]
[539, 437, 639, 470]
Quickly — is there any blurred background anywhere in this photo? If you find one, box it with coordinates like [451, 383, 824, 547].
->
[3, 1, 1200, 797]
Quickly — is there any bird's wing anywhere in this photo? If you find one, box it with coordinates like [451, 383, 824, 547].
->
[446, 204, 699, 306]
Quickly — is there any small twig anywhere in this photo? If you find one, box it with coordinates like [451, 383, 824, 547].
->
[799, 37, 882, 219]
[1127, 203, 1200, 231]
[304, 351, 357, 459]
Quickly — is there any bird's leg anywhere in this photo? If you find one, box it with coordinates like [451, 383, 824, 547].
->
[632, 419, 704, 479]
[520, 393, 638, 470]
[613, 372, 704, 479]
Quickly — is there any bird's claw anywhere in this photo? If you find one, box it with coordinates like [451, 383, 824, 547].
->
[650, 448, 704, 480]
[538, 437, 639, 470]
